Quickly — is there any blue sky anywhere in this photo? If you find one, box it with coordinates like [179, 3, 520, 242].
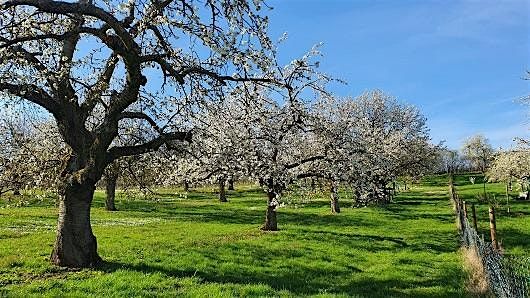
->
[266, 0, 530, 149]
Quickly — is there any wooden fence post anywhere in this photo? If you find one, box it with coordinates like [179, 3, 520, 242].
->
[463, 201, 468, 218]
[471, 204, 478, 231]
[489, 206, 498, 250]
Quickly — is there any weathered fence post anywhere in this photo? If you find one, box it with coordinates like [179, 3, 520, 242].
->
[471, 203, 478, 231]
[463, 201, 468, 218]
[489, 206, 498, 250]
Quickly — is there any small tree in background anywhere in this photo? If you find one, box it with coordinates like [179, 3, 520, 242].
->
[462, 134, 495, 196]
[461, 135, 494, 173]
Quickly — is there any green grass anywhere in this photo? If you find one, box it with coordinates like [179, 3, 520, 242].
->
[1, 181, 472, 297]
[448, 173, 530, 259]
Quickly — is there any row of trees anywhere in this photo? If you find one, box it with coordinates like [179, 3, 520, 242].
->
[435, 132, 530, 198]
[435, 134, 495, 174]
[0, 0, 439, 268]
[1, 88, 437, 222]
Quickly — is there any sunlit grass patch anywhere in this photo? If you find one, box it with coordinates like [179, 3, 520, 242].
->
[0, 179, 476, 296]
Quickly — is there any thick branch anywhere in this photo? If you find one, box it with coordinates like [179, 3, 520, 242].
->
[81, 53, 119, 113]
[107, 131, 192, 161]
[0, 82, 59, 115]
[2, 0, 136, 51]
[284, 155, 326, 170]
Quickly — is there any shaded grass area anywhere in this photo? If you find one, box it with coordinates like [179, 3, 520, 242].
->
[0, 183, 468, 297]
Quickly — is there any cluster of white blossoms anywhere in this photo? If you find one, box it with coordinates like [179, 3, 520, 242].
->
[488, 143, 530, 189]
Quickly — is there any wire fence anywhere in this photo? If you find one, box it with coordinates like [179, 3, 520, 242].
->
[449, 178, 528, 297]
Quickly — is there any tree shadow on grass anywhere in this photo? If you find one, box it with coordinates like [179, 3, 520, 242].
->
[98, 253, 465, 297]
[493, 227, 530, 252]
[89, 185, 467, 296]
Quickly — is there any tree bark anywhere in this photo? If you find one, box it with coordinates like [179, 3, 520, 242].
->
[12, 176, 21, 195]
[227, 177, 234, 191]
[183, 179, 190, 192]
[51, 181, 101, 267]
[330, 179, 340, 214]
[105, 172, 118, 211]
[261, 180, 278, 231]
[218, 177, 227, 202]
[262, 204, 278, 231]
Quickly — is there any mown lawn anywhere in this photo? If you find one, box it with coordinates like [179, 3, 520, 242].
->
[1, 180, 469, 297]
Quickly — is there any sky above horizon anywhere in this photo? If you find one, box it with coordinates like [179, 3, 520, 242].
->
[266, 0, 530, 150]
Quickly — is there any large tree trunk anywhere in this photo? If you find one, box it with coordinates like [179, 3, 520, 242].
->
[330, 179, 340, 214]
[51, 181, 101, 267]
[262, 204, 278, 231]
[218, 177, 227, 202]
[105, 172, 118, 211]
[261, 181, 278, 231]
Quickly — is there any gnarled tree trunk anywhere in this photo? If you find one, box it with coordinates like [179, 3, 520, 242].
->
[50, 150, 106, 268]
[51, 181, 101, 267]
[330, 179, 340, 214]
[218, 177, 227, 202]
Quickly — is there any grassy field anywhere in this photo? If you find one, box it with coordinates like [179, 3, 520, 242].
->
[449, 173, 530, 259]
[0, 175, 512, 297]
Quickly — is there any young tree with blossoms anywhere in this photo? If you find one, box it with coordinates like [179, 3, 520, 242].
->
[461, 135, 494, 173]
